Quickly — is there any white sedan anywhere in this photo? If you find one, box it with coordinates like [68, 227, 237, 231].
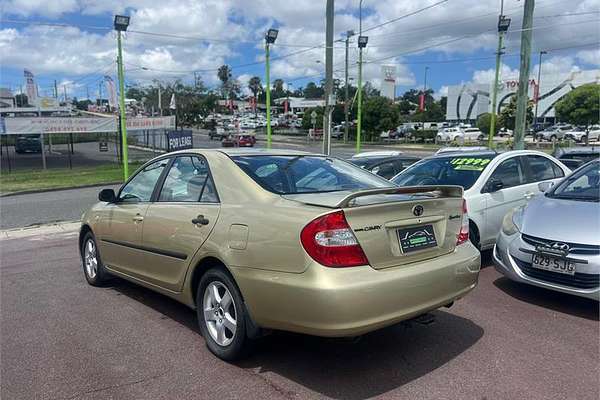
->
[391, 150, 570, 250]
[437, 127, 484, 142]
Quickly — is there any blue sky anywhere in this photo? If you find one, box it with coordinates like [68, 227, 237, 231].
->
[1, 0, 598, 100]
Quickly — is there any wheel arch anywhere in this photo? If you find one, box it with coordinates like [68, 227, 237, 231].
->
[79, 224, 93, 256]
[469, 219, 481, 249]
[190, 256, 240, 307]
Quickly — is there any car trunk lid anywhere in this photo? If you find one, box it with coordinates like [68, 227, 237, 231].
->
[284, 186, 464, 269]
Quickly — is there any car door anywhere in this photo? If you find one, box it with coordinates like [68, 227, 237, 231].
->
[521, 154, 566, 195]
[140, 155, 221, 292]
[98, 158, 169, 274]
[479, 156, 528, 247]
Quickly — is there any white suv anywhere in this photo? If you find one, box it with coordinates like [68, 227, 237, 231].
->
[391, 150, 571, 249]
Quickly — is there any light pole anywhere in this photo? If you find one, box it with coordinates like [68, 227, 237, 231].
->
[286, 82, 293, 116]
[488, 0, 511, 149]
[114, 14, 130, 180]
[533, 50, 547, 129]
[265, 28, 278, 149]
[420, 66, 429, 111]
[344, 29, 354, 143]
[356, 0, 368, 154]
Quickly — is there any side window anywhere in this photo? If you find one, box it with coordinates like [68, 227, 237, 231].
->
[119, 159, 168, 202]
[371, 161, 397, 179]
[158, 156, 219, 203]
[526, 155, 562, 182]
[488, 157, 524, 189]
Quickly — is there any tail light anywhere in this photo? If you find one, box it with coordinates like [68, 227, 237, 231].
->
[456, 199, 469, 245]
[301, 210, 369, 267]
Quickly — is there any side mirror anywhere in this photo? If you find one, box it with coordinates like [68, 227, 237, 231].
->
[486, 178, 504, 193]
[99, 188, 117, 203]
[538, 181, 554, 192]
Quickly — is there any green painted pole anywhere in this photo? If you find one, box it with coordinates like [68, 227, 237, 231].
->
[356, 48, 363, 154]
[265, 42, 272, 149]
[117, 30, 129, 180]
[488, 32, 504, 149]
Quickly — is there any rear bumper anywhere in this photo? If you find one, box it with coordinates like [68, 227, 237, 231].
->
[232, 243, 481, 337]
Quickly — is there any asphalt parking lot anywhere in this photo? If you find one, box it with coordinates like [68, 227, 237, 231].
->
[1, 230, 598, 400]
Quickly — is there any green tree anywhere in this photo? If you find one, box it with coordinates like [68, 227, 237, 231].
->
[499, 95, 533, 131]
[304, 82, 324, 99]
[555, 83, 600, 125]
[272, 79, 286, 99]
[302, 106, 324, 129]
[217, 64, 232, 99]
[476, 112, 500, 136]
[362, 96, 398, 140]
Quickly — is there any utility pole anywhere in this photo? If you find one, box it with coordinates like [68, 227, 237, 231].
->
[98, 81, 102, 107]
[114, 14, 130, 180]
[356, 0, 365, 154]
[86, 85, 90, 100]
[63, 85, 67, 102]
[323, 0, 334, 155]
[488, 0, 511, 149]
[344, 29, 354, 144]
[54, 80, 58, 99]
[158, 84, 162, 116]
[533, 50, 547, 129]
[421, 66, 429, 111]
[265, 28, 279, 149]
[514, 0, 535, 150]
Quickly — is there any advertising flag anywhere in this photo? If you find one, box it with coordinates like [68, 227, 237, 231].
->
[169, 93, 176, 110]
[104, 76, 118, 110]
[24, 69, 38, 105]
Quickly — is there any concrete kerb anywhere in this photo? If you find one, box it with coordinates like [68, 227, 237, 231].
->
[0, 220, 81, 240]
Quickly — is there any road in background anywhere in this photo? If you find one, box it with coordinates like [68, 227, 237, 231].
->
[1, 133, 434, 229]
[0, 184, 120, 229]
[1, 233, 597, 399]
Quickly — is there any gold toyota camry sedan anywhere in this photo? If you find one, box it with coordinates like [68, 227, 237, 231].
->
[80, 149, 480, 360]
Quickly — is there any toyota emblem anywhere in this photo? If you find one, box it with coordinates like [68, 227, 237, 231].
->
[413, 205, 424, 217]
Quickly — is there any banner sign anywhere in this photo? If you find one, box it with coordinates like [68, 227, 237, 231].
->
[166, 129, 193, 151]
[1, 116, 175, 135]
[104, 76, 118, 109]
[24, 69, 38, 104]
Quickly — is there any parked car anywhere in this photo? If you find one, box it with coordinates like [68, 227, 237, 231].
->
[331, 125, 344, 139]
[221, 134, 236, 147]
[235, 134, 256, 147]
[494, 160, 599, 300]
[553, 147, 600, 170]
[14, 134, 42, 153]
[391, 150, 571, 249]
[462, 128, 485, 141]
[436, 127, 464, 142]
[563, 126, 588, 142]
[568, 125, 600, 142]
[348, 151, 420, 179]
[587, 125, 600, 141]
[537, 124, 573, 141]
[81, 149, 481, 360]
[498, 127, 513, 137]
[209, 127, 227, 141]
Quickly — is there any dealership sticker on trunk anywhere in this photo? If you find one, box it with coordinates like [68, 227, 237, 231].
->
[397, 225, 437, 253]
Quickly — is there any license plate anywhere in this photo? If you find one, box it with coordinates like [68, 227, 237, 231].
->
[397, 225, 437, 253]
[532, 253, 575, 275]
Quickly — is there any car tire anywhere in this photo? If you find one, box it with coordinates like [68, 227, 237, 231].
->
[197, 268, 249, 361]
[469, 221, 480, 250]
[81, 232, 109, 286]
[478, 134, 484, 141]
[551, 135, 557, 142]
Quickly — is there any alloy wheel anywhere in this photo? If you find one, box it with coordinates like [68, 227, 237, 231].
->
[84, 239, 98, 279]
[203, 281, 237, 347]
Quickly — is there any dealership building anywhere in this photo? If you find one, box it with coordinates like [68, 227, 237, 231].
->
[445, 69, 599, 122]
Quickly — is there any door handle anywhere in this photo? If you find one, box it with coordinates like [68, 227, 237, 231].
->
[132, 214, 144, 222]
[191, 215, 210, 225]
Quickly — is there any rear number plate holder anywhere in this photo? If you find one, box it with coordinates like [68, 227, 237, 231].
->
[397, 225, 437, 253]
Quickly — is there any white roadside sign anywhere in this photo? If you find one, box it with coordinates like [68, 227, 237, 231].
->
[0, 116, 175, 135]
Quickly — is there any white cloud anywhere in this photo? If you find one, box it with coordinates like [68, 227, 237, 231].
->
[0, 0, 597, 95]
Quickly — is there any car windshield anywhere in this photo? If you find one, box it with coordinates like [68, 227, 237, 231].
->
[391, 155, 495, 189]
[232, 155, 393, 194]
[547, 161, 600, 202]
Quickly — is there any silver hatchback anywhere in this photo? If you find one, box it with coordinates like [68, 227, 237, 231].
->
[494, 160, 600, 300]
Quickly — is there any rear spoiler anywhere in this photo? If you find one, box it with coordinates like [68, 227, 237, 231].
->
[336, 185, 463, 208]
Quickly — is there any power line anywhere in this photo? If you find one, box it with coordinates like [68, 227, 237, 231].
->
[361, 0, 449, 34]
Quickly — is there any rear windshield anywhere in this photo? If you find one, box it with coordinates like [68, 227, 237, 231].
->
[232, 155, 393, 194]
[391, 155, 495, 189]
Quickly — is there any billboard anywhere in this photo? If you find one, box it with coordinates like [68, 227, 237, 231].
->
[1, 116, 175, 135]
[24, 69, 38, 105]
[446, 69, 600, 121]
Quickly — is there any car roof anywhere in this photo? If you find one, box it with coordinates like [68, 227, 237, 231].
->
[215, 148, 316, 157]
[352, 150, 404, 158]
[432, 150, 497, 158]
[555, 146, 600, 155]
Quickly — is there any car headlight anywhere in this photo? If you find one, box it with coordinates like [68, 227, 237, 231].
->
[501, 207, 523, 236]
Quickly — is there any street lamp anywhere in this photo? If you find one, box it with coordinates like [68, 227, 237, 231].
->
[114, 14, 130, 180]
[265, 28, 278, 149]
